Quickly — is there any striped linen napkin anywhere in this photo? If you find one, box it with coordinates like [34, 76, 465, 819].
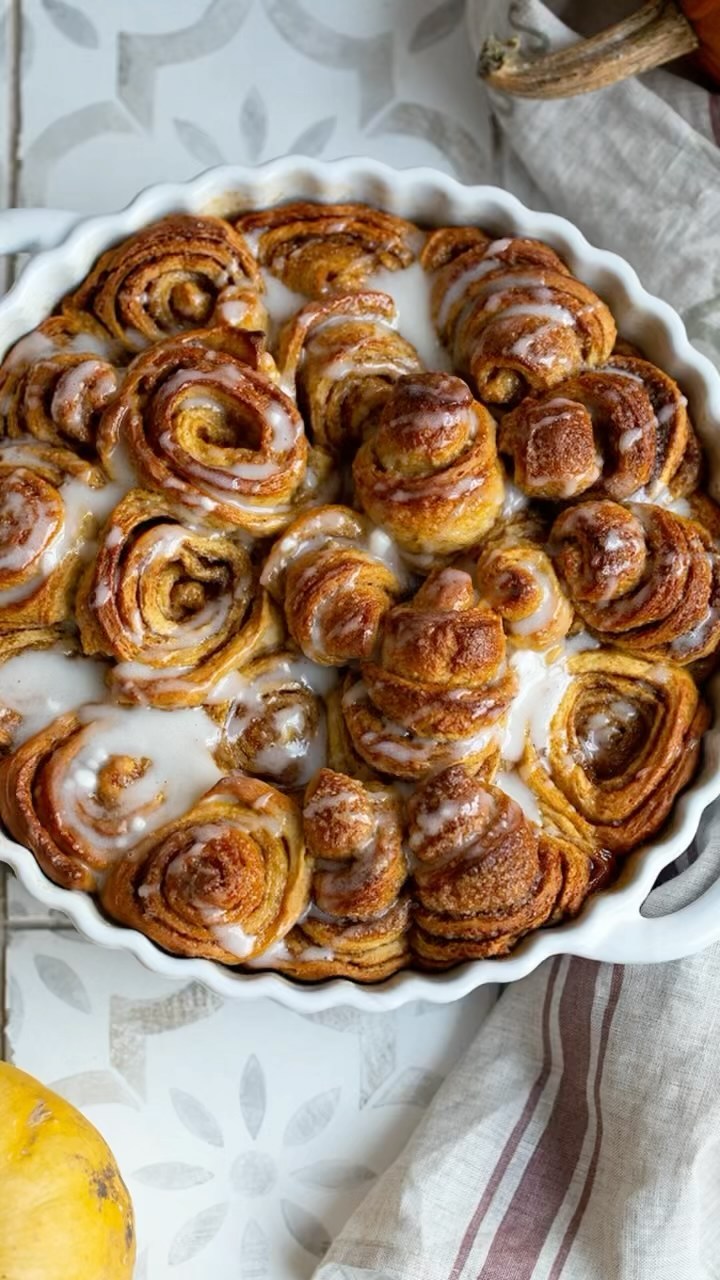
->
[313, 3, 720, 1276]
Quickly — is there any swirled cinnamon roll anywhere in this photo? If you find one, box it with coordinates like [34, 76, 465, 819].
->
[353, 372, 504, 558]
[101, 773, 310, 963]
[76, 489, 281, 707]
[67, 215, 264, 352]
[97, 328, 334, 534]
[342, 567, 516, 779]
[206, 651, 335, 789]
[499, 357, 693, 502]
[476, 529, 573, 651]
[421, 228, 616, 404]
[261, 505, 409, 666]
[0, 440, 114, 630]
[236, 202, 418, 296]
[0, 701, 221, 891]
[522, 650, 709, 854]
[550, 499, 720, 664]
[259, 768, 410, 980]
[409, 766, 590, 966]
[278, 292, 423, 454]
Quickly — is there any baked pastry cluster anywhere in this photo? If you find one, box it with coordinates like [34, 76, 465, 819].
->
[0, 202, 713, 980]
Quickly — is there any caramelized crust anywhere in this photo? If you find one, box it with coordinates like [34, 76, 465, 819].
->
[476, 536, 573, 651]
[236, 201, 419, 295]
[353, 372, 504, 558]
[422, 227, 615, 404]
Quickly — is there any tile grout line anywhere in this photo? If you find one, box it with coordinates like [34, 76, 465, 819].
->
[1, 0, 22, 1060]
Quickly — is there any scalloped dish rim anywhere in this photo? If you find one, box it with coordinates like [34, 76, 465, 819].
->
[0, 157, 719, 1011]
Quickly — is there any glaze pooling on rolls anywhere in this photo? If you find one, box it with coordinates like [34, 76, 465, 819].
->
[421, 227, 616, 404]
[0, 199, 714, 981]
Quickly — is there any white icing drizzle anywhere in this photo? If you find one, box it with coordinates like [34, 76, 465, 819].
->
[501, 649, 571, 764]
[366, 262, 451, 370]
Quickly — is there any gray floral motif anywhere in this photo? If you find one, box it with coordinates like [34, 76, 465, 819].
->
[371, 1066, 444, 1108]
[231, 1150, 277, 1196]
[174, 118, 225, 167]
[288, 117, 336, 157]
[368, 101, 487, 182]
[240, 87, 268, 162]
[133, 1162, 214, 1190]
[283, 1087, 341, 1146]
[281, 1199, 331, 1259]
[110, 982, 222, 1097]
[300, 1008, 398, 1107]
[21, 103, 135, 206]
[264, 0, 394, 125]
[41, 0, 98, 49]
[167, 1201, 228, 1266]
[171, 1087, 224, 1147]
[50, 1069, 140, 1109]
[408, 0, 465, 53]
[291, 1159, 375, 1189]
[34, 953, 91, 1013]
[239, 1053, 266, 1140]
[241, 1219, 269, 1279]
[117, 0, 252, 128]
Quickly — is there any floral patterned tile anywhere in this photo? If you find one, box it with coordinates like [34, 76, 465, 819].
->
[7, 928, 496, 1277]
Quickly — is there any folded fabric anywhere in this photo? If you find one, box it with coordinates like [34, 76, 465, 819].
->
[313, 2, 720, 1276]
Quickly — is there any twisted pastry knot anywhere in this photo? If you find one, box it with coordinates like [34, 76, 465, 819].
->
[0, 708, 176, 891]
[499, 356, 693, 502]
[101, 774, 310, 963]
[521, 650, 709, 855]
[0, 440, 108, 630]
[97, 328, 333, 535]
[235, 201, 419, 296]
[265, 768, 410, 981]
[76, 489, 281, 708]
[353, 372, 505, 559]
[342, 567, 517, 779]
[408, 766, 590, 967]
[207, 650, 335, 789]
[278, 292, 423, 455]
[550, 499, 720, 664]
[476, 530, 573, 651]
[421, 227, 616, 405]
[67, 214, 264, 353]
[261, 506, 409, 666]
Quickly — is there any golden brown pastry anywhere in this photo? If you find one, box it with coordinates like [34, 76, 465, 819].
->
[353, 372, 504, 559]
[66, 214, 264, 352]
[207, 650, 334, 789]
[235, 201, 418, 295]
[421, 228, 616, 404]
[550, 499, 720, 664]
[499, 356, 693, 501]
[260, 768, 410, 980]
[409, 766, 590, 967]
[76, 489, 280, 707]
[476, 524, 573, 650]
[261, 505, 409, 666]
[342, 567, 516, 779]
[97, 327, 335, 535]
[278, 291, 423, 454]
[521, 649, 709, 854]
[101, 773, 310, 962]
[0, 440, 111, 631]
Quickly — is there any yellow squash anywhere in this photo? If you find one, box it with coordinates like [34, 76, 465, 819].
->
[0, 1061, 135, 1280]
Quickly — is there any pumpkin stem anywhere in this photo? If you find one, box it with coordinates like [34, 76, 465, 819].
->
[477, 0, 699, 99]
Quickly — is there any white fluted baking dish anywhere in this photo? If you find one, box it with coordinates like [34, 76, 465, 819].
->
[1, 158, 720, 1011]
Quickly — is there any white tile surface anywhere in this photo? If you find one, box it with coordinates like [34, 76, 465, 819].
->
[2, 4, 498, 1277]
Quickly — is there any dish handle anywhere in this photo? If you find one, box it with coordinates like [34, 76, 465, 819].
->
[572, 869, 720, 965]
[0, 207, 82, 255]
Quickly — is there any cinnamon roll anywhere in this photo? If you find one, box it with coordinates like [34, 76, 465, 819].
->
[421, 228, 616, 404]
[278, 292, 423, 454]
[67, 214, 264, 352]
[0, 702, 221, 891]
[499, 357, 693, 501]
[236, 201, 418, 296]
[260, 768, 410, 980]
[261, 505, 409, 666]
[97, 327, 335, 534]
[409, 766, 591, 966]
[476, 530, 573, 651]
[206, 650, 335, 789]
[0, 440, 113, 630]
[342, 567, 516, 779]
[101, 773, 310, 963]
[522, 649, 709, 854]
[550, 499, 720, 664]
[353, 372, 504, 558]
[76, 489, 280, 707]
